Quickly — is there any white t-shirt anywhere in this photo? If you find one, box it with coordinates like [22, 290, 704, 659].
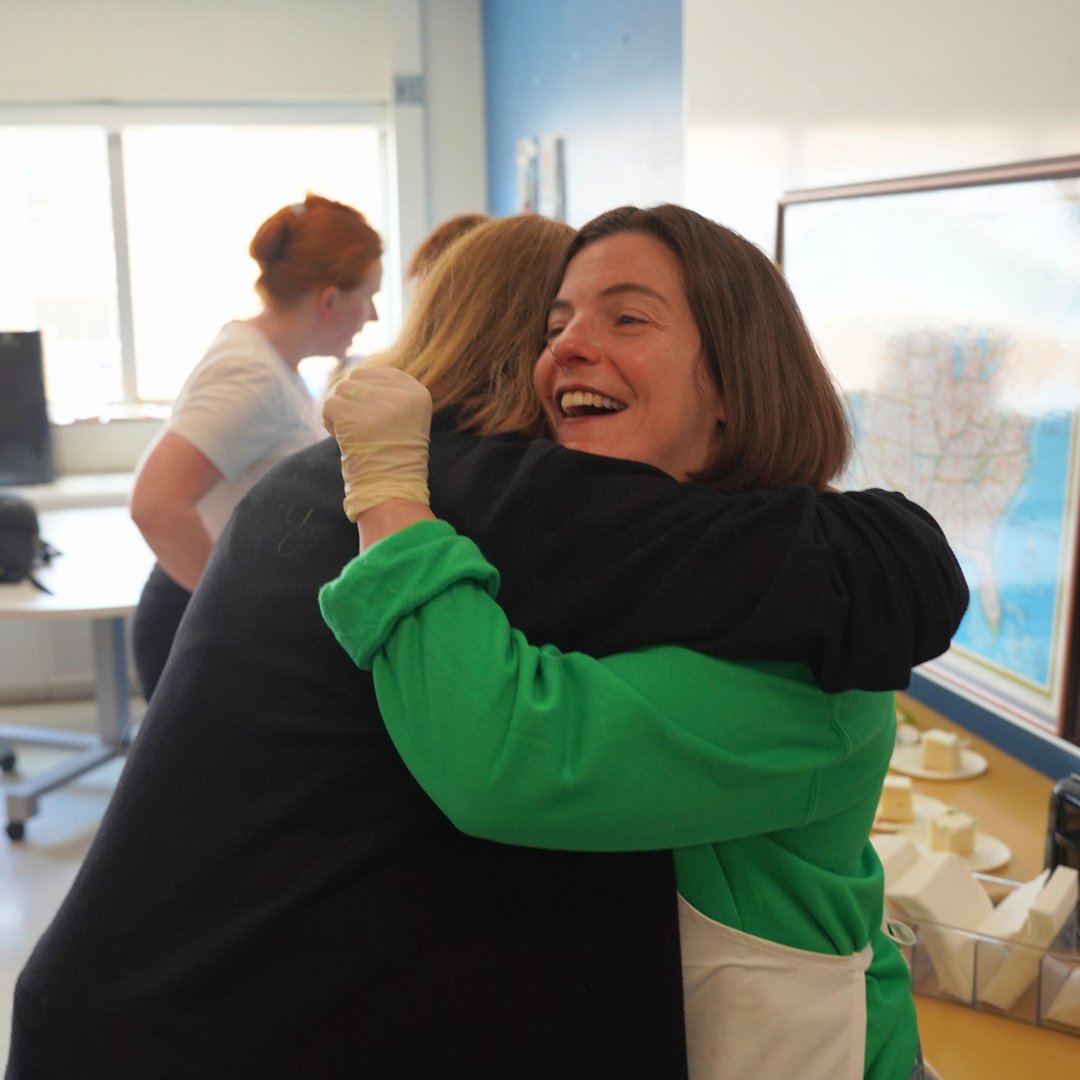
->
[166, 321, 327, 539]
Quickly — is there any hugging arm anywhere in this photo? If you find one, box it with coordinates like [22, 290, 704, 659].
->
[319, 521, 887, 850]
[320, 371, 969, 695]
[429, 418, 969, 692]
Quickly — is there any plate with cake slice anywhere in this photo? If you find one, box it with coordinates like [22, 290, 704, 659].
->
[889, 743, 988, 780]
[897, 805, 1011, 872]
[889, 726, 988, 780]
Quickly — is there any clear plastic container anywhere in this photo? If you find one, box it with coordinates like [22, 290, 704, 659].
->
[888, 874, 1080, 1036]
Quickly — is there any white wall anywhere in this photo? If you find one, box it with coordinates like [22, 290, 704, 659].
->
[1, 0, 390, 101]
[425, 0, 487, 225]
[685, 0, 1080, 253]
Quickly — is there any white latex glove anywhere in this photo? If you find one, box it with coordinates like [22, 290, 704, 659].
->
[321, 365, 433, 521]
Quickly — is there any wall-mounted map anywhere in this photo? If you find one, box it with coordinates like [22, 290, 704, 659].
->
[778, 158, 1080, 739]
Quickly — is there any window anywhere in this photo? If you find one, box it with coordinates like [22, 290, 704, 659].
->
[0, 107, 394, 423]
[0, 127, 121, 417]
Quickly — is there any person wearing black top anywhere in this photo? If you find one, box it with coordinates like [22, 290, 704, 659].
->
[7, 214, 967, 1080]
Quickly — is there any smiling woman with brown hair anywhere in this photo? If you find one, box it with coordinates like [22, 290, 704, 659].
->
[537, 203, 853, 491]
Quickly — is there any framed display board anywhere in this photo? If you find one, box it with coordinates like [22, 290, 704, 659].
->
[0, 330, 54, 486]
[777, 156, 1080, 743]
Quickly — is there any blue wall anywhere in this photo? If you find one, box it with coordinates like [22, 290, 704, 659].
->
[482, 0, 682, 225]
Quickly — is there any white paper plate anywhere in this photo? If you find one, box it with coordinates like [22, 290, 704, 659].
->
[889, 744, 988, 781]
[902, 826, 1012, 873]
[873, 792, 947, 833]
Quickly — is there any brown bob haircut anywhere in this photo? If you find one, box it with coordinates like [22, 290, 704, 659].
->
[374, 214, 574, 436]
[563, 205, 853, 492]
[250, 193, 383, 308]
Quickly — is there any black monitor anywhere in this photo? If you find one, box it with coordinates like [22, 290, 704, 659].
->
[0, 330, 54, 485]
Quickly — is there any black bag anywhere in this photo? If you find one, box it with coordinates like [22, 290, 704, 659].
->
[0, 493, 57, 592]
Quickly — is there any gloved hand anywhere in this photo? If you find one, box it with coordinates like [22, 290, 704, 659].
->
[321, 365, 433, 521]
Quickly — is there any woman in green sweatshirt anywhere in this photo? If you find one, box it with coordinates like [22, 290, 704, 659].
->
[319, 206, 948, 1079]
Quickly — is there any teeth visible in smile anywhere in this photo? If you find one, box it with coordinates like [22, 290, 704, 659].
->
[559, 390, 627, 416]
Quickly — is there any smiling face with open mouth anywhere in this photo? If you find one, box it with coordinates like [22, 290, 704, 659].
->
[534, 231, 725, 481]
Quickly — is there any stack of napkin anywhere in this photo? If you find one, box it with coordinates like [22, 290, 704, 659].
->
[872, 834, 1078, 1017]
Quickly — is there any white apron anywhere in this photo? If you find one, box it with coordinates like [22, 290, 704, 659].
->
[679, 894, 872, 1079]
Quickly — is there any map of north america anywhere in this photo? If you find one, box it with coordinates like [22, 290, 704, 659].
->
[846, 325, 1063, 690]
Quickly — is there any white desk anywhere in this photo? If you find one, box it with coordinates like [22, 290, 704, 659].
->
[0, 506, 153, 840]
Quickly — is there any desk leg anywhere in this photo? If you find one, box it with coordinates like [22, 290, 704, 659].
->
[93, 615, 131, 746]
[3, 615, 132, 840]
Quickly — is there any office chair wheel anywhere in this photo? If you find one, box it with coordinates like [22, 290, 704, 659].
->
[6, 820, 25, 842]
[0, 749, 15, 772]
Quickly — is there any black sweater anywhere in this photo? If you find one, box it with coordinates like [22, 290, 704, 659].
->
[7, 415, 967, 1080]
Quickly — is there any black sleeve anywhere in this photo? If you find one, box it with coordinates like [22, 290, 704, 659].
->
[428, 413, 969, 693]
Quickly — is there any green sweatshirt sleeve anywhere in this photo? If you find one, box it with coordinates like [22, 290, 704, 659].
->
[319, 521, 878, 852]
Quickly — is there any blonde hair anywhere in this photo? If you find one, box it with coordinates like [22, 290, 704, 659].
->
[250, 193, 382, 308]
[374, 215, 574, 436]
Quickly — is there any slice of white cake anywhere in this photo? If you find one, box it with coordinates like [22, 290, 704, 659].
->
[921, 728, 963, 772]
[877, 775, 915, 822]
[928, 808, 977, 856]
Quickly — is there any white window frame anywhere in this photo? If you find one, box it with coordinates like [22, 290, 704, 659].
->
[0, 101, 399, 411]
